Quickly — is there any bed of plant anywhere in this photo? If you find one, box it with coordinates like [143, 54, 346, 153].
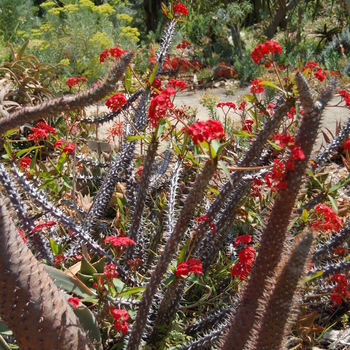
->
[3, 1, 350, 350]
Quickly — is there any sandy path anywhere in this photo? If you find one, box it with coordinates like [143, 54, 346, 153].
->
[90, 87, 349, 154]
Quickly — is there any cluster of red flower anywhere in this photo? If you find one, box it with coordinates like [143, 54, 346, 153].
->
[110, 306, 129, 334]
[66, 77, 87, 88]
[311, 204, 342, 232]
[168, 79, 187, 90]
[28, 121, 56, 143]
[287, 106, 305, 120]
[177, 40, 191, 50]
[185, 120, 225, 145]
[19, 157, 32, 169]
[338, 89, 350, 108]
[107, 121, 124, 144]
[54, 254, 65, 265]
[301, 61, 327, 82]
[32, 220, 56, 233]
[242, 119, 254, 134]
[250, 179, 263, 198]
[250, 79, 264, 94]
[53, 139, 75, 154]
[105, 93, 127, 112]
[173, 3, 188, 16]
[104, 264, 118, 279]
[195, 214, 216, 233]
[330, 274, 350, 305]
[231, 235, 256, 281]
[105, 236, 135, 247]
[148, 88, 175, 127]
[18, 229, 27, 243]
[216, 101, 236, 110]
[176, 258, 203, 277]
[251, 40, 282, 65]
[99, 46, 127, 63]
[67, 297, 80, 308]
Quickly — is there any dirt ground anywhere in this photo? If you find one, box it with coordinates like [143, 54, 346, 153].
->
[93, 85, 349, 154]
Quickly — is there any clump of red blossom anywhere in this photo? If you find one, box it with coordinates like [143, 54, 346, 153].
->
[100, 47, 127, 63]
[105, 236, 135, 248]
[184, 120, 225, 145]
[301, 61, 327, 82]
[148, 88, 175, 127]
[173, 3, 188, 16]
[66, 77, 87, 88]
[176, 258, 203, 277]
[177, 40, 191, 50]
[287, 106, 305, 120]
[110, 306, 129, 334]
[311, 204, 341, 233]
[251, 40, 282, 65]
[67, 297, 80, 308]
[338, 89, 350, 109]
[33, 220, 56, 233]
[27, 122, 56, 143]
[19, 157, 32, 169]
[231, 234, 256, 281]
[168, 79, 187, 90]
[250, 79, 264, 94]
[53, 139, 75, 154]
[105, 93, 127, 112]
[330, 274, 350, 305]
[104, 264, 118, 279]
[217, 102, 236, 110]
[54, 254, 65, 265]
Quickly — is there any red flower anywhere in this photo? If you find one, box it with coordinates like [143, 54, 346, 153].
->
[242, 119, 254, 134]
[151, 77, 162, 90]
[238, 101, 247, 110]
[104, 236, 135, 247]
[330, 274, 350, 305]
[311, 204, 341, 232]
[100, 47, 126, 63]
[217, 102, 236, 110]
[100, 49, 109, 63]
[250, 79, 264, 94]
[289, 145, 305, 161]
[137, 166, 144, 177]
[54, 254, 65, 265]
[177, 40, 191, 49]
[28, 127, 48, 143]
[250, 179, 263, 198]
[110, 306, 129, 334]
[19, 157, 32, 169]
[209, 223, 216, 234]
[301, 61, 318, 72]
[62, 141, 75, 154]
[104, 264, 118, 279]
[106, 93, 127, 112]
[148, 88, 176, 127]
[93, 276, 105, 291]
[339, 89, 350, 99]
[195, 214, 209, 223]
[314, 67, 327, 82]
[107, 121, 124, 144]
[33, 221, 56, 233]
[127, 258, 141, 268]
[67, 297, 80, 308]
[66, 77, 87, 88]
[345, 139, 350, 151]
[251, 40, 281, 65]
[188, 258, 203, 275]
[36, 121, 56, 135]
[18, 229, 27, 243]
[168, 79, 187, 90]
[231, 246, 256, 281]
[184, 120, 225, 145]
[234, 234, 252, 246]
[274, 133, 294, 148]
[173, 3, 188, 16]
[176, 262, 189, 277]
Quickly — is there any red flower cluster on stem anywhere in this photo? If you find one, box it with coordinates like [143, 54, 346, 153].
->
[177, 40, 191, 49]
[53, 139, 75, 154]
[67, 297, 80, 308]
[231, 245, 256, 281]
[105, 93, 127, 112]
[104, 264, 118, 279]
[19, 157, 32, 169]
[100, 47, 127, 63]
[176, 259, 203, 277]
[66, 77, 87, 88]
[338, 90, 350, 109]
[110, 306, 129, 334]
[311, 204, 341, 232]
[168, 79, 187, 90]
[148, 88, 175, 127]
[251, 40, 281, 65]
[330, 274, 350, 305]
[173, 3, 188, 16]
[105, 236, 135, 247]
[184, 120, 225, 145]
[250, 79, 264, 94]
[217, 102, 236, 110]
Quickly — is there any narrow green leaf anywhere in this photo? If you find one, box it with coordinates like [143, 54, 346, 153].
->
[125, 66, 132, 92]
[164, 275, 176, 286]
[302, 270, 323, 284]
[178, 240, 188, 263]
[119, 287, 146, 297]
[18, 39, 29, 58]
[328, 194, 338, 213]
[62, 175, 73, 189]
[186, 274, 206, 287]
[3, 142, 11, 158]
[17, 145, 43, 158]
[259, 80, 285, 93]
[50, 238, 59, 255]
[3, 128, 17, 137]
[267, 140, 282, 151]
[81, 255, 97, 276]
[126, 135, 144, 142]
[48, 156, 60, 174]
[329, 176, 350, 193]
[208, 186, 219, 195]
[233, 130, 254, 138]
[302, 209, 308, 223]
[218, 161, 232, 185]
[155, 118, 166, 139]
[244, 94, 257, 103]
[148, 62, 159, 87]
[57, 152, 67, 174]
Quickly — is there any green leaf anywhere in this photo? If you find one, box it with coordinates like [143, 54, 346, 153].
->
[125, 66, 132, 92]
[119, 287, 146, 297]
[62, 175, 73, 189]
[77, 272, 94, 284]
[210, 140, 228, 158]
[161, 2, 173, 19]
[186, 274, 206, 287]
[57, 152, 67, 173]
[0, 321, 12, 336]
[302, 209, 308, 223]
[125, 135, 145, 142]
[173, 141, 182, 156]
[113, 278, 125, 293]
[244, 94, 257, 103]
[329, 176, 350, 193]
[154, 118, 166, 139]
[178, 240, 188, 263]
[81, 255, 97, 276]
[164, 275, 176, 286]
[302, 270, 323, 284]
[148, 62, 159, 87]
[50, 238, 59, 255]
[208, 186, 219, 195]
[259, 80, 285, 93]
[328, 194, 338, 213]
[44, 265, 94, 299]
[72, 302, 101, 347]
[91, 257, 106, 274]
[233, 130, 254, 138]
[267, 140, 282, 151]
[3, 142, 12, 158]
[48, 156, 60, 174]
[218, 161, 232, 185]
[18, 39, 29, 58]
[3, 128, 17, 137]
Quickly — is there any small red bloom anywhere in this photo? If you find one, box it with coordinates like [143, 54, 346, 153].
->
[105, 236, 135, 247]
[217, 101, 236, 110]
[173, 3, 188, 16]
[344, 139, 350, 151]
[242, 119, 254, 134]
[148, 88, 176, 127]
[168, 79, 187, 90]
[231, 246, 256, 281]
[312, 204, 341, 232]
[314, 67, 327, 82]
[93, 276, 105, 291]
[66, 77, 87, 88]
[36, 121, 56, 135]
[100, 47, 126, 63]
[104, 264, 118, 279]
[54, 254, 65, 265]
[28, 127, 48, 143]
[250, 79, 264, 94]
[188, 258, 203, 275]
[106, 94, 127, 112]
[251, 40, 281, 65]
[330, 274, 350, 305]
[195, 214, 209, 223]
[238, 101, 247, 110]
[177, 40, 191, 49]
[209, 223, 216, 234]
[67, 297, 80, 308]
[62, 141, 75, 154]
[289, 145, 305, 161]
[137, 166, 144, 177]
[184, 120, 225, 145]
[19, 157, 32, 169]
[176, 262, 189, 277]
[234, 234, 252, 246]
